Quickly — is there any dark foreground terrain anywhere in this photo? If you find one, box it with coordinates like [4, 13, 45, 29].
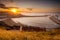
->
[0, 28, 60, 40]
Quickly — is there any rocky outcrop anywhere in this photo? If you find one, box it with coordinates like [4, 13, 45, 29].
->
[50, 16, 60, 25]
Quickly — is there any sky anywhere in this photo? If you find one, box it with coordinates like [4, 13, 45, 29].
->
[0, 0, 59, 12]
[0, 0, 60, 8]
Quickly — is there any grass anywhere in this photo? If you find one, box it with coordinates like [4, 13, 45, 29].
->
[0, 29, 60, 40]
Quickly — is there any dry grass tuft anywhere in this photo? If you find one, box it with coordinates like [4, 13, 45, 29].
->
[0, 29, 60, 40]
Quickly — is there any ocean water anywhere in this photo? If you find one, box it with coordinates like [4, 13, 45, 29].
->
[12, 13, 60, 29]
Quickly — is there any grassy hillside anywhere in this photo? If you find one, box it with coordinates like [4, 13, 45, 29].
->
[0, 29, 60, 40]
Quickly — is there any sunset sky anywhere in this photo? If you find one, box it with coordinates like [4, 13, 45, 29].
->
[0, 0, 60, 12]
[0, 0, 60, 8]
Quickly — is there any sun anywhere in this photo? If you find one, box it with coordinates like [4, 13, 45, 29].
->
[10, 8, 17, 13]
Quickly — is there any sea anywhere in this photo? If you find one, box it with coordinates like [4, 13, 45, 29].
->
[12, 12, 60, 30]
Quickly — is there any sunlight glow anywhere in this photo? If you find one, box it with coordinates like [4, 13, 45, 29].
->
[10, 8, 17, 13]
